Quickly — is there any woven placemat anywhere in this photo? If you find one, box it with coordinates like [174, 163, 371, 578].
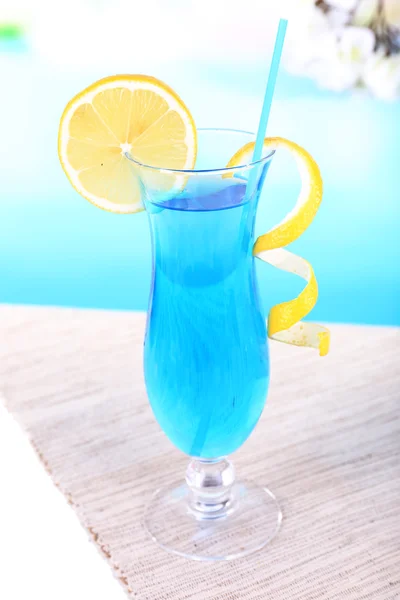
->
[1, 306, 399, 600]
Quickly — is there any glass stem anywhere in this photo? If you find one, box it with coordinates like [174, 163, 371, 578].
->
[185, 457, 236, 519]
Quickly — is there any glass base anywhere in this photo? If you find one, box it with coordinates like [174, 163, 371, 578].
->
[144, 479, 282, 561]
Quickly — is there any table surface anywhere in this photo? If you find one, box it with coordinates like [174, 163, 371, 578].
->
[0, 305, 399, 600]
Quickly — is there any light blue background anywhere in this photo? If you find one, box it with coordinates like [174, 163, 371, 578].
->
[1, 52, 399, 325]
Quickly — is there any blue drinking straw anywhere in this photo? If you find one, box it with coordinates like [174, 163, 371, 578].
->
[190, 19, 288, 458]
[246, 18, 288, 199]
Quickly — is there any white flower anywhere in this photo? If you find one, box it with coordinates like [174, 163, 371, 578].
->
[305, 26, 376, 91]
[283, 0, 400, 99]
[353, 0, 380, 26]
[384, 0, 400, 28]
[338, 26, 376, 62]
[364, 53, 400, 100]
[327, 0, 358, 10]
[327, 8, 353, 28]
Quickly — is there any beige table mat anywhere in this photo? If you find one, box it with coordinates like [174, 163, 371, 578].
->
[0, 305, 399, 600]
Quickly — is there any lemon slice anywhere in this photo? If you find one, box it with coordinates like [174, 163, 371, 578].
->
[58, 75, 197, 213]
[227, 137, 330, 356]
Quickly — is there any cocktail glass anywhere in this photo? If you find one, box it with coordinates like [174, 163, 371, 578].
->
[127, 128, 281, 561]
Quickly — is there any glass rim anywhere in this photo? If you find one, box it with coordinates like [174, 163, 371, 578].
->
[125, 127, 275, 175]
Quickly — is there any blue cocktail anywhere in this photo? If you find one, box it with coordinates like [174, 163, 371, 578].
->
[130, 129, 281, 561]
[144, 177, 270, 458]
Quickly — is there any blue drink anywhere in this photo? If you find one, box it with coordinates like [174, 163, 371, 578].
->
[134, 129, 281, 562]
[144, 176, 270, 458]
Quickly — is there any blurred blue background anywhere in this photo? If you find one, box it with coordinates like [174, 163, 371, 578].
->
[0, 1, 399, 326]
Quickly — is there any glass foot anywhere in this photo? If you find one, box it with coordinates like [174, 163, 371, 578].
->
[144, 478, 282, 561]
